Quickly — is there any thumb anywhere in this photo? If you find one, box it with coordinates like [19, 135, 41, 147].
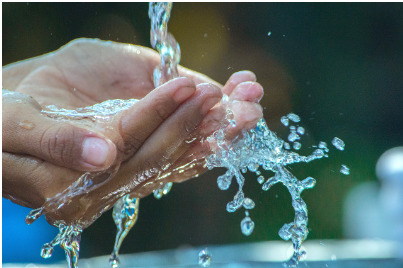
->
[2, 91, 117, 172]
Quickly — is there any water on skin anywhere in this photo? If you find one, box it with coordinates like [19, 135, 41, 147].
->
[19, 120, 35, 130]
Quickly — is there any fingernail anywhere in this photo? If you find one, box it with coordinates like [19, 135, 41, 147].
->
[82, 137, 111, 167]
[201, 97, 221, 114]
[230, 71, 256, 84]
[174, 86, 195, 102]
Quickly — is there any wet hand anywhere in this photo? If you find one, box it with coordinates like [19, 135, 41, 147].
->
[2, 38, 263, 226]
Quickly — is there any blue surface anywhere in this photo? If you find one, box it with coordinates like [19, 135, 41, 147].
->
[2, 198, 65, 263]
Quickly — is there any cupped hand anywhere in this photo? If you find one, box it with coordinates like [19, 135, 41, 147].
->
[2, 38, 264, 226]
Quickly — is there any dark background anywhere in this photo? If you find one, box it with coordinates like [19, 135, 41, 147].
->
[2, 2, 403, 263]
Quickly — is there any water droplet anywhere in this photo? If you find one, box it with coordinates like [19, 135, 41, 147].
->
[245, 210, 249, 216]
[255, 171, 261, 176]
[302, 177, 316, 189]
[217, 174, 232, 190]
[241, 216, 255, 236]
[41, 243, 54, 258]
[331, 254, 337, 261]
[109, 254, 120, 268]
[257, 175, 265, 184]
[288, 132, 300, 142]
[268, 31, 272, 36]
[226, 201, 238, 213]
[248, 163, 259, 172]
[185, 137, 197, 143]
[19, 120, 35, 130]
[340, 164, 350, 175]
[204, 33, 208, 38]
[281, 116, 289, 126]
[284, 142, 291, 150]
[319, 241, 325, 245]
[297, 126, 305, 135]
[293, 142, 301, 150]
[318, 141, 328, 151]
[243, 198, 255, 209]
[198, 249, 212, 267]
[332, 137, 345, 150]
[162, 182, 173, 195]
[25, 207, 44, 224]
[287, 113, 300, 123]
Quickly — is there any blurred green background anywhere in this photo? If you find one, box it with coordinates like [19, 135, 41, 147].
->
[2, 2, 403, 263]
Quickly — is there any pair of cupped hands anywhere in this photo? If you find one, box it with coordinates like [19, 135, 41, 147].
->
[2, 38, 264, 226]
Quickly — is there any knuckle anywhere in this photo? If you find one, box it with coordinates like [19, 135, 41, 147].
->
[143, 158, 165, 170]
[180, 119, 196, 138]
[121, 131, 143, 157]
[40, 124, 77, 166]
[153, 100, 171, 122]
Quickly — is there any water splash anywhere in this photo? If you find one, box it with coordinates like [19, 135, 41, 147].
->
[19, 120, 35, 130]
[21, 3, 347, 268]
[40, 224, 82, 268]
[205, 115, 331, 265]
[26, 100, 139, 267]
[109, 195, 140, 268]
[153, 182, 173, 199]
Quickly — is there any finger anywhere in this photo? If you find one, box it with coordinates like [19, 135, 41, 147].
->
[2, 93, 117, 172]
[118, 77, 196, 159]
[178, 66, 223, 87]
[94, 83, 223, 196]
[229, 82, 264, 103]
[222, 71, 256, 96]
[225, 101, 263, 140]
[2, 152, 80, 208]
[135, 83, 222, 166]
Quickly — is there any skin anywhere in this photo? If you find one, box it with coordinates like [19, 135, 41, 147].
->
[2, 38, 264, 227]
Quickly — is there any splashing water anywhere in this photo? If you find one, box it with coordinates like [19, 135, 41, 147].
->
[205, 114, 331, 266]
[26, 99, 141, 268]
[108, 3, 180, 266]
[21, 2, 347, 268]
[40, 224, 82, 268]
[109, 195, 140, 268]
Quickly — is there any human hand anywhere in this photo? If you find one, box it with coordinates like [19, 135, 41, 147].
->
[2, 38, 264, 226]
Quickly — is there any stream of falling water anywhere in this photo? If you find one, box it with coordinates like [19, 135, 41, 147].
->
[22, 2, 348, 268]
[109, 3, 180, 267]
